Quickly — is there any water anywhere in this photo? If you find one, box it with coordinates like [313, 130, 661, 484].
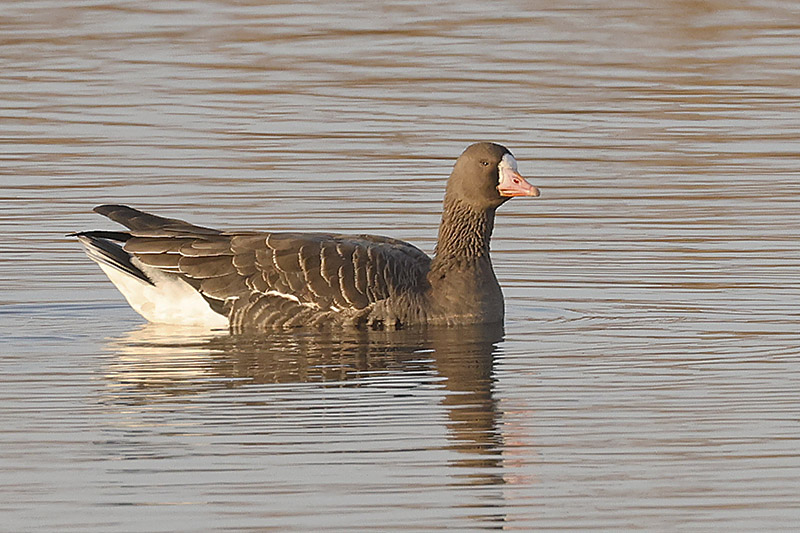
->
[2, 0, 800, 530]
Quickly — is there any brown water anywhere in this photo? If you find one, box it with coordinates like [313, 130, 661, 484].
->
[2, 0, 800, 530]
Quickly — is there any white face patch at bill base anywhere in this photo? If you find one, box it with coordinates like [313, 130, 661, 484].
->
[498, 153, 520, 190]
[499, 153, 518, 172]
[496, 152, 540, 197]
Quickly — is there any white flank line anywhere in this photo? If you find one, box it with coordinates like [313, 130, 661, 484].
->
[264, 290, 318, 309]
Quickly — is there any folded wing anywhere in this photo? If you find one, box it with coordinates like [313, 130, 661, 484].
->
[93, 205, 432, 329]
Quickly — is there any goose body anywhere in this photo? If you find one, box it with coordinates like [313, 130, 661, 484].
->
[74, 142, 539, 331]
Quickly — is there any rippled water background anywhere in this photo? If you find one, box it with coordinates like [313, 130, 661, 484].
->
[2, 0, 800, 530]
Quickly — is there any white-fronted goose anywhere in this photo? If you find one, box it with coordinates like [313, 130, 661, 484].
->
[74, 142, 540, 331]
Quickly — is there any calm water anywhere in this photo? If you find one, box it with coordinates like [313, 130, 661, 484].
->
[2, 0, 800, 530]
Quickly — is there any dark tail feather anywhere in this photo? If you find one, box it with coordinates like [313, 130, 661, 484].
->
[73, 231, 153, 285]
[67, 230, 132, 241]
[94, 205, 222, 237]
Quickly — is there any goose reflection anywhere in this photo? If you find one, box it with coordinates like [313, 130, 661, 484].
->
[103, 323, 505, 485]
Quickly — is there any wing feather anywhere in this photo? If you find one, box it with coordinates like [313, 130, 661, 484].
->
[93, 205, 432, 329]
[200, 273, 248, 300]
[135, 253, 182, 271]
[178, 255, 236, 278]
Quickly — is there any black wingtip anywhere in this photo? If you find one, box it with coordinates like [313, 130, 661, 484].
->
[69, 230, 132, 241]
[94, 204, 136, 218]
[74, 231, 153, 285]
[95, 203, 130, 211]
[91, 204, 223, 236]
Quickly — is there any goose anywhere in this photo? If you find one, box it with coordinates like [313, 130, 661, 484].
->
[74, 142, 539, 331]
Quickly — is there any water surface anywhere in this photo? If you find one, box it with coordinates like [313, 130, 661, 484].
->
[2, 0, 800, 530]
